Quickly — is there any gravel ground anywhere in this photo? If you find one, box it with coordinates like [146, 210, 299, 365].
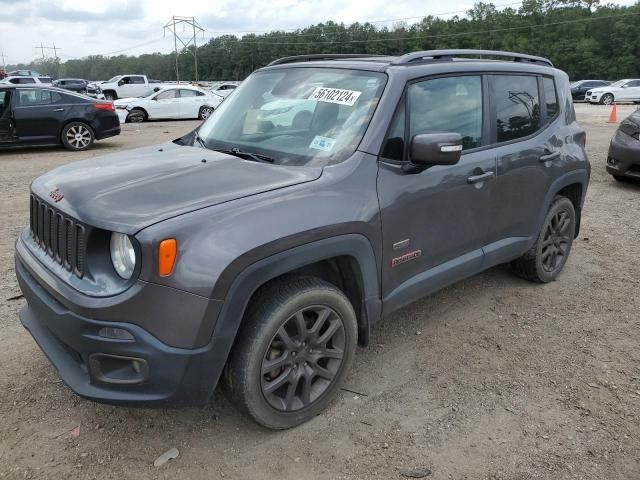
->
[1, 105, 639, 480]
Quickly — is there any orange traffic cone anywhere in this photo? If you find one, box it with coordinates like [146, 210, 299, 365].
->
[607, 103, 617, 123]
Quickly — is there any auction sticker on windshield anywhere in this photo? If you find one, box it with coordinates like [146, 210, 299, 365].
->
[309, 87, 362, 106]
[310, 135, 336, 152]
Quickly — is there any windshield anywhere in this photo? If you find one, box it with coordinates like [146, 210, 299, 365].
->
[106, 76, 120, 83]
[609, 80, 629, 88]
[197, 68, 387, 166]
[569, 81, 582, 87]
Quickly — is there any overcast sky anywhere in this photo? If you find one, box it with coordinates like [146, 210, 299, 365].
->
[0, 0, 635, 65]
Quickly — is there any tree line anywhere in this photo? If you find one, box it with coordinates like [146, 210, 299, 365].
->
[6, 0, 640, 82]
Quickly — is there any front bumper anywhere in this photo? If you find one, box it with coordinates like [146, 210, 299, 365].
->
[606, 130, 640, 179]
[15, 239, 225, 407]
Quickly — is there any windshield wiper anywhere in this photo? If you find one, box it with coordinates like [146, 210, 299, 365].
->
[213, 147, 275, 163]
[193, 131, 207, 149]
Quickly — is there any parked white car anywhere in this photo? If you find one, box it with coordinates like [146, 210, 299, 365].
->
[114, 85, 224, 123]
[256, 98, 316, 128]
[0, 75, 53, 85]
[210, 82, 240, 98]
[585, 79, 640, 105]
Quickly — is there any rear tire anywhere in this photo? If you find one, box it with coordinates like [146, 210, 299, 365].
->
[512, 196, 575, 283]
[61, 122, 95, 151]
[199, 106, 214, 120]
[224, 276, 357, 430]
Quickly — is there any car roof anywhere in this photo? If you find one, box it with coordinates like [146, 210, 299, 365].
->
[262, 50, 556, 75]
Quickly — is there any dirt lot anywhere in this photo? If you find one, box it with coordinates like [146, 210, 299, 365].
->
[1, 105, 639, 480]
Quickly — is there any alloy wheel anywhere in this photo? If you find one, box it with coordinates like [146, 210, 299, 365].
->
[65, 125, 92, 149]
[602, 94, 613, 105]
[541, 209, 572, 273]
[261, 305, 346, 412]
[200, 107, 213, 120]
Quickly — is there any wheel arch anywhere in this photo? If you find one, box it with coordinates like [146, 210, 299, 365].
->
[539, 171, 589, 238]
[197, 234, 381, 402]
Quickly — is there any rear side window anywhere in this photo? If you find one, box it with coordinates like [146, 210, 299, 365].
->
[408, 76, 483, 150]
[542, 77, 558, 119]
[491, 75, 540, 143]
[38, 77, 52, 84]
[179, 89, 200, 97]
[17, 89, 62, 106]
[131, 76, 146, 84]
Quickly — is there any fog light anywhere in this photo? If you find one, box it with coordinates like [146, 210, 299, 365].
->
[607, 157, 617, 166]
[98, 327, 134, 341]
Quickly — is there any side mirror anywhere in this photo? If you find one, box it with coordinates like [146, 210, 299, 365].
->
[409, 133, 463, 168]
[621, 85, 628, 88]
[118, 80, 125, 86]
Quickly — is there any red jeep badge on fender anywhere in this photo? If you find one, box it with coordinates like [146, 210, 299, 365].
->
[49, 189, 64, 203]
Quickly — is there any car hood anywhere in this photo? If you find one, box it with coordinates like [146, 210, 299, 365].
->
[30, 142, 323, 234]
[114, 97, 144, 105]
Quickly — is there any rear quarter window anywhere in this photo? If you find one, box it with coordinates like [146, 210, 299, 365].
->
[542, 77, 559, 119]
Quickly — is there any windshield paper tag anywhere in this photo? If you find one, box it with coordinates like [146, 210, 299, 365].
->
[309, 87, 362, 106]
[310, 136, 336, 152]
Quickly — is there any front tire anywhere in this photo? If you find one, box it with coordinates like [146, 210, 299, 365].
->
[126, 108, 147, 123]
[61, 122, 95, 151]
[600, 93, 614, 105]
[103, 91, 117, 101]
[512, 196, 576, 283]
[225, 276, 358, 430]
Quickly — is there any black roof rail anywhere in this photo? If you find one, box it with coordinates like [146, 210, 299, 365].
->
[268, 54, 385, 66]
[390, 49, 553, 67]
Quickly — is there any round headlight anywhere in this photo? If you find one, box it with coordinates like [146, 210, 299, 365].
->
[110, 232, 136, 279]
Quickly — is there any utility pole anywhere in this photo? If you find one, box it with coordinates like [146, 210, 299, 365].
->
[163, 15, 205, 83]
[0, 50, 6, 68]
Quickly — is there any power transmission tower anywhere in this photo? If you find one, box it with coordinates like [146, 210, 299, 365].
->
[34, 44, 61, 60]
[163, 15, 205, 82]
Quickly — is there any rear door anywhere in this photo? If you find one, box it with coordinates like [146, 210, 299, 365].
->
[378, 74, 495, 306]
[484, 74, 561, 264]
[12, 88, 71, 143]
[178, 89, 206, 118]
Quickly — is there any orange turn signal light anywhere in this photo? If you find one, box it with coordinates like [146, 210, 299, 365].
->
[158, 239, 177, 276]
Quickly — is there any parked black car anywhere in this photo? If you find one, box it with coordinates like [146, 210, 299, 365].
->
[570, 80, 610, 101]
[0, 85, 119, 151]
[53, 78, 88, 93]
[607, 109, 640, 181]
[15, 50, 590, 429]
[53, 79, 103, 99]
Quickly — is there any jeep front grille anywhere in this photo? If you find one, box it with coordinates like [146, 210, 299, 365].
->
[30, 194, 87, 278]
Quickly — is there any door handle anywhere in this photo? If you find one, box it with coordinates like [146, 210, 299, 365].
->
[52, 108, 65, 112]
[539, 151, 560, 162]
[467, 171, 495, 184]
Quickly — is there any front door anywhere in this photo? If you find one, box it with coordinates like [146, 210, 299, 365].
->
[0, 90, 14, 142]
[377, 74, 495, 311]
[12, 88, 70, 143]
[620, 80, 640, 101]
[148, 89, 180, 119]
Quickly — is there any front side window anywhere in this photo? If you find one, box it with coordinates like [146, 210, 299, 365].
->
[198, 68, 387, 166]
[491, 75, 541, 143]
[155, 89, 178, 100]
[409, 75, 483, 150]
[543, 77, 558, 119]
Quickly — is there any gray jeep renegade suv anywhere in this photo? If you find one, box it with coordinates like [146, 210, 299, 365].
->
[16, 50, 590, 429]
